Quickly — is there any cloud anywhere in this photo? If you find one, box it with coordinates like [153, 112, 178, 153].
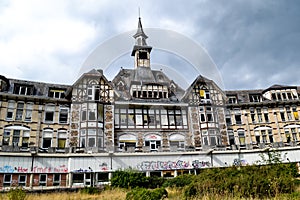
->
[0, 0, 299, 91]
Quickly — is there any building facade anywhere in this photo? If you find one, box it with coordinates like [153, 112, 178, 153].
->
[0, 18, 300, 189]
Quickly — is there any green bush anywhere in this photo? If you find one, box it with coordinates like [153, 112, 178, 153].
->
[7, 188, 26, 200]
[183, 163, 297, 199]
[111, 170, 165, 189]
[163, 174, 195, 188]
[126, 187, 167, 200]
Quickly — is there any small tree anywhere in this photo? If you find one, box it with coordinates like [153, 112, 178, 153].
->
[7, 188, 26, 200]
[256, 149, 283, 165]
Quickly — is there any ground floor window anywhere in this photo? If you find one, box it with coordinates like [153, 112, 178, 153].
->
[97, 173, 109, 183]
[73, 173, 84, 184]
[53, 174, 60, 186]
[18, 175, 27, 186]
[3, 174, 12, 187]
[39, 174, 47, 186]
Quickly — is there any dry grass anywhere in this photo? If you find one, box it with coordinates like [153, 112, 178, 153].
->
[0, 188, 127, 200]
[1, 186, 300, 200]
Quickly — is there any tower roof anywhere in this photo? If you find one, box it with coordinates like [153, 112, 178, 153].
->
[133, 17, 148, 41]
[131, 17, 152, 56]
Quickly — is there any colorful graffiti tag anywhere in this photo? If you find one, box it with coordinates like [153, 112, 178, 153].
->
[233, 158, 248, 166]
[0, 165, 68, 173]
[137, 160, 210, 171]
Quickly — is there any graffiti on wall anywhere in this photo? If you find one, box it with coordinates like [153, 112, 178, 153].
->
[137, 160, 210, 171]
[0, 165, 15, 173]
[32, 165, 68, 173]
[0, 165, 68, 173]
[72, 162, 109, 173]
[233, 158, 248, 166]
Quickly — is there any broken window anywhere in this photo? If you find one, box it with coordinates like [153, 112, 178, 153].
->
[250, 108, 256, 123]
[225, 110, 232, 126]
[249, 94, 262, 102]
[263, 108, 269, 122]
[279, 107, 285, 121]
[45, 104, 55, 123]
[22, 130, 30, 148]
[25, 103, 33, 122]
[268, 130, 273, 143]
[228, 95, 237, 104]
[257, 108, 263, 123]
[42, 129, 53, 149]
[14, 84, 33, 95]
[3, 129, 11, 145]
[286, 107, 293, 121]
[234, 110, 242, 125]
[228, 130, 235, 146]
[59, 107, 69, 123]
[12, 130, 20, 147]
[15, 102, 24, 120]
[6, 101, 15, 120]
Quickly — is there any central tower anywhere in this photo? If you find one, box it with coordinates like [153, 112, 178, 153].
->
[131, 17, 152, 68]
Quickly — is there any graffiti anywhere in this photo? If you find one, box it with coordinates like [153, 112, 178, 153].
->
[17, 167, 29, 173]
[100, 162, 108, 171]
[72, 163, 109, 173]
[0, 165, 68, 173]
[192, 160, 211, 168]
[233, 158, 248, 166]
[73, 168, 92, 173]
[0, 165, 15, 173]
[137, 160, 210, 171]
[32, 165, 68, 173]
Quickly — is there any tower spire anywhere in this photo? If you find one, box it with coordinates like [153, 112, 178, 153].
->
[131, 15, 152, 68]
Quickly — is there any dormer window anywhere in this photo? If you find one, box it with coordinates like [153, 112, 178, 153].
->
[249, 94, 262, 102]
[14, 84, 33, 95]
[271, 91, 297, 101]
[131, 84, 168, 99]
[49, 88, 66, 99]
[227, 95, 237, 104]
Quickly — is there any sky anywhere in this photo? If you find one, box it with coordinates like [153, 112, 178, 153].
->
[0, 0, 299, 90]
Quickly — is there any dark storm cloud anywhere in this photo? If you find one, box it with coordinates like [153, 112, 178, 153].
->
[188, 0, 300, 89]
[1, 0, 299, 90]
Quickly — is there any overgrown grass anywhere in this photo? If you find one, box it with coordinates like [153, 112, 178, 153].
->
[0, 186, 300, 200]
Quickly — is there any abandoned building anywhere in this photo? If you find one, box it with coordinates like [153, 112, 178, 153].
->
[0, 18, 300, 189]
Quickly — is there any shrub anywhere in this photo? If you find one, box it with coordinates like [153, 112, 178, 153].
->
[111, 170, 165, 189]
[7, 188, 26, 200]
[126, 187, 167, 200]
[163, 174, 195, 188]
[183, 163, 297, 199]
